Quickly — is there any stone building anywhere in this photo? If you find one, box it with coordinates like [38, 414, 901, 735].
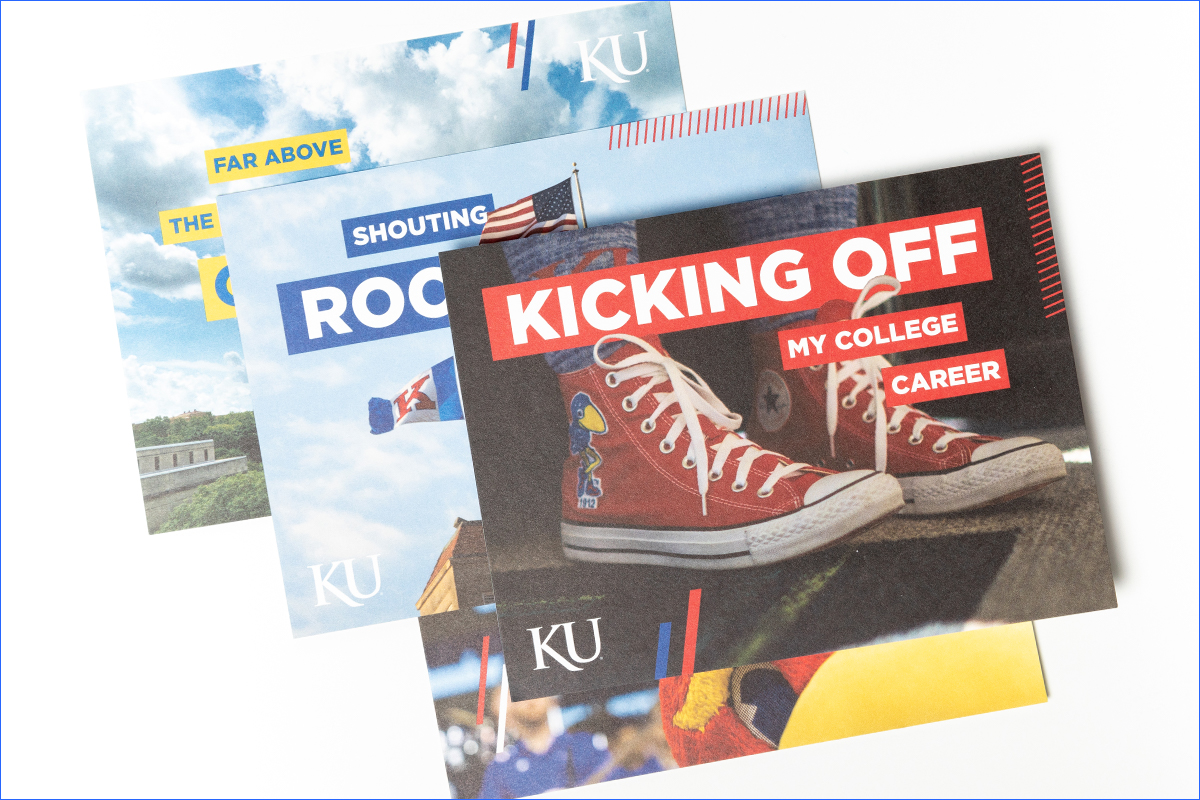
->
[416, 518, 494, 616]
[137, 439, 247, 531]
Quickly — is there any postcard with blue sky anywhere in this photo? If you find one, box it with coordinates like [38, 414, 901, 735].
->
[83, 1, 684, 535]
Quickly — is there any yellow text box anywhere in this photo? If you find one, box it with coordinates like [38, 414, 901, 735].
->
[160, 203, 221, 245]
[205, 129, 350, 184]
[198, 256, 236, 322]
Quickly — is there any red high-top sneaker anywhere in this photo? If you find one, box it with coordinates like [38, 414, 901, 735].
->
[557, 334, 904, 569]
[747, 277, 1067, 516]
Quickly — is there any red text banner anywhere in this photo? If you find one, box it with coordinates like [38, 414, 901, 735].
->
[482, 208, 992, 361]
[778, 302, 968, 369]
[881, 348, 1010, 403]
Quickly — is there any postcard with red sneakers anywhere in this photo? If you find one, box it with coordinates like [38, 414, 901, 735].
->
[420, 603, 1044, 798]
[218, 93, 825, 636]
[439, 154, 1117, 700]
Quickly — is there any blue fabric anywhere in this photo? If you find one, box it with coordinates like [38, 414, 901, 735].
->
[367, 397, 394, 435]
[431, 355, 463, 421]
[479, 731, 609, 798]
[724, 185, 859, 333]
[501, 222, 639, 373]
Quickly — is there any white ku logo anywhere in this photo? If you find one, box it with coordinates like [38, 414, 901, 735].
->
[528, 618, 603, 671]
[576, 32, 649, 84]
[308, 555, 382, 607]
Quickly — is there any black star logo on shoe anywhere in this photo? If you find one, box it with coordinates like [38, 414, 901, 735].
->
[762, 384, 781, 414]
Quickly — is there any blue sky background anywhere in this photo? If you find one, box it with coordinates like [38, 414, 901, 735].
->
[218, 105, 822, 637]
[84, 1, 684, 424]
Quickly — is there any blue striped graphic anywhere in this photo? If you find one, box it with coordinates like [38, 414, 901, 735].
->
[520, 19, 535, 91]
[654, 621, 672, 680]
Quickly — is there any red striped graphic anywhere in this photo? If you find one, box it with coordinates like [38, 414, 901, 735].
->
[476, 635, 490, 725]
[506, 23, 518, 69]
[606, 93, 809, 150]
[680, 589, 702, 681]
[1020, 155, 1067, 318]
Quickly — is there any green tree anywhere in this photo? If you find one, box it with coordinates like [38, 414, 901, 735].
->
[133, 410, 264, 464]
[157, 466, 271, 533]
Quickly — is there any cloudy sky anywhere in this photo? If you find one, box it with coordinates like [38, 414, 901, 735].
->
[218, 104, 821, 637]
[84, 1, 684, 423]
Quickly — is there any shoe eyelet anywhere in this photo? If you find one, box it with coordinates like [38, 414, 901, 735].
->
[605, 373, 619, 387]
[808, 365, 823, 372]
[640, 418, 656, 434]
[756, 486, 774, 498]
[731, 481, 747, 492]
[908, 434, 924, 446]
[862, 410, 875, 423]
[622, 397, 637, 412]
[887, 423, 902, 434]
[841, 395, 856, 409]
[659, 439, 674, 454]
[708, 469, 723, 481]
[932, 441, 949, 453]
[844, 459, 855, 469]
[682, 455, 697, 469]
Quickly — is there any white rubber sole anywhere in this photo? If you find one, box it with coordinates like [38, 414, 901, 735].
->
[896, 439, 1067, 516]
[561, 471, 904, 570]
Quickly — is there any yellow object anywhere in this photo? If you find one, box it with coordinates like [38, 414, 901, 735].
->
[159, 203, 221, 244]
[198, 255, 236, 322]
[579, 404, 607, 433]
[205, 129, 350, 184]
[779, 623, 1046, 749]
[672, 667, 733, 732]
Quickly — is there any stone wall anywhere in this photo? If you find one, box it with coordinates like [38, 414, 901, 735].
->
[141, 456, 248, 532]
[136, 439, 216, 475]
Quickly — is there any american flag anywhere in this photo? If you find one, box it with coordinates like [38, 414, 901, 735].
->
[479, 178, 578, 244]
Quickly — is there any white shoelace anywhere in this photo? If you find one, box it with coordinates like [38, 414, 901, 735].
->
[825, 276, 978, 472]
[594, 334, 812, 516]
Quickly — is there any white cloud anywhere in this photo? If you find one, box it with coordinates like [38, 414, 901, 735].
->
[106, 232, 201, 300]
[222, 351, 249, 382]
[280, 507, 410, 566]
[84, 81, 235, 238]
[272, 415, 474, 510]
[111, 288, 133, 309]
[114, 311, 175, 327]
[123, 355, 252, 422]
[252, 25, 627, 170]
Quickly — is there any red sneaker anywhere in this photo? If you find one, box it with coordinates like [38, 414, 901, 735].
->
[747, 277, 1067, 516]
[557, 334, 904, 568]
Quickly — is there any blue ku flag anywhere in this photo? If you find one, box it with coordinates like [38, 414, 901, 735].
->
[369, 356, 463, 434]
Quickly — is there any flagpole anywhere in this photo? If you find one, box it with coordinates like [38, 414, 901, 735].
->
[571, 162, 588, 229]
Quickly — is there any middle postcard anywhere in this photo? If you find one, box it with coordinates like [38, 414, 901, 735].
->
[218, 94, 820, 637]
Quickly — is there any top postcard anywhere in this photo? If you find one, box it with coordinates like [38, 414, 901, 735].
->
[82, 1, 684, 534]
[439, 154, 1118, 700]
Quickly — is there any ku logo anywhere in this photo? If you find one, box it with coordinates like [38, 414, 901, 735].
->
[576, 31, 649, 84]
[395, 374, 436, 422]
[308, 555, 382, 607]
[528, 618, 602, 671]
[569, 393, 606, 510]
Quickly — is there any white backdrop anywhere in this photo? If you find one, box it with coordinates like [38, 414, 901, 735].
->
[2, 2, 1196, 797]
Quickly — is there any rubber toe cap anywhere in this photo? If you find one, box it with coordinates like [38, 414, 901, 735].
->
[970, 436, 1061, 463]
[804, 469, 885, 505]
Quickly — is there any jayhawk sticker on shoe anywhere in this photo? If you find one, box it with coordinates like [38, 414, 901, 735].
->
[570, 392, 607, 509]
